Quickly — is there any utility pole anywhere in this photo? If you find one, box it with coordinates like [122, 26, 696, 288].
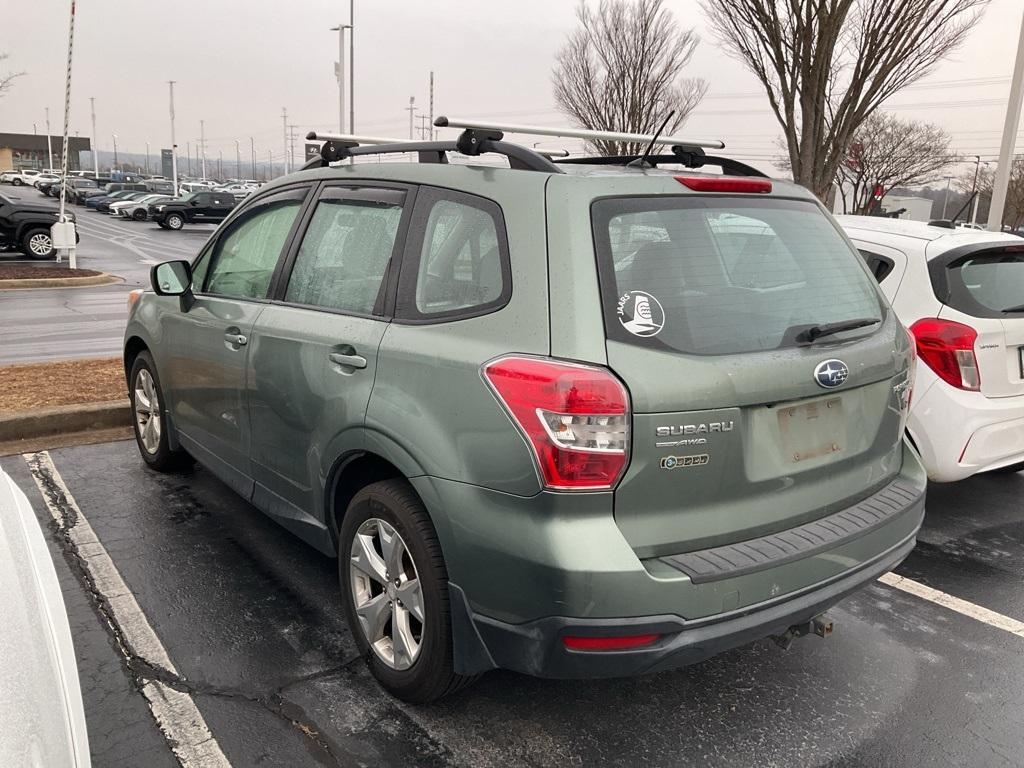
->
[971, 155, 982, 226]
[250, 137, 255, 180]
[45, 107, 54, 170]
[417, 115, 431, 140]
[90, 96, 98, 177]
[186, 140, 191, 176]
[406, 96, 416, 140]
[200, 119, 207, 181]
[168, 81, 178, 196]
[218, 149, 223, 181]
[282, 107, 289, 174]
[234, 139, 241, 180]
[287, 125, 300, 170]
[145, 141, 150, 174]
[429, 71, 434, 140]
[989, 9, 1024, 232]
[331, 23, 351, 134]
[267, 149, 273, 180]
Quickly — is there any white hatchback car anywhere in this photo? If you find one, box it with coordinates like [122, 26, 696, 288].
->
[839, 216, 1024, 481]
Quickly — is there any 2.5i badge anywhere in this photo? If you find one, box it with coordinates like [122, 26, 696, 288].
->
[660, 454, 710, 469]
[617, 291, 665, 337]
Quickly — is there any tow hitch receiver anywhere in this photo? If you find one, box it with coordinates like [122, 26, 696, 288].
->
[771, 614, 835, 650]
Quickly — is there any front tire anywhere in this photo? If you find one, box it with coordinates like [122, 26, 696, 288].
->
[11, 178, 22, 186]
[339, 480, 477, 703]
[22, 228, 55, 259]
[132, 208, 147, 221]
[165, 213, 184, 230]
[129, 351, 190, 472]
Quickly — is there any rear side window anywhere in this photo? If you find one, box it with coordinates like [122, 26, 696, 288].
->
[397, 187, 510, 321]
[859, 249, 896, 283]
[592, 197, 883, 355]
[284, 186, 405, 316]
[946, 252, 1024, 315]
[200, 189, 306, 299]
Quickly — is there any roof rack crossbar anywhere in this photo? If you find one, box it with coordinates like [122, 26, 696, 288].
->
[554, 152, 767, 178]
[434, 116, 726, 150]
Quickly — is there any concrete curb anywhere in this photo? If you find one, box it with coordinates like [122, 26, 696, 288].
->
[0, 272, 121, 289]
[0, 399, 131, 442]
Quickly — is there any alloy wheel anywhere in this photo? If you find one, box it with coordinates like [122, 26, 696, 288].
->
[28, 233, 53, 256]
[349, 518, 425, 670]
[133, 368, 162, 454]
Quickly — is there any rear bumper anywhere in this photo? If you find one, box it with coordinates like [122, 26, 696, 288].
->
[452, 526, 917, 678]
[910, 368, 1024, 481]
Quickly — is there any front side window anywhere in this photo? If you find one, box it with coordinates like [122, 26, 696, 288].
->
[592, 197, 884, 355]
[398, 188, 510, 321]
[201, 189, 306, 299]
[285, 186, 405, 315]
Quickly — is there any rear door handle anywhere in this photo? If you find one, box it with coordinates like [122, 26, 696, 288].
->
[329, 352, 367, 370]
[224, 332, 247, 346]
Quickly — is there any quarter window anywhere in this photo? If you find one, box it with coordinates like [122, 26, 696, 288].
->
[202, 189, 306, 299]
[398, 188, 510, 321]
[285, 187, 405, 315]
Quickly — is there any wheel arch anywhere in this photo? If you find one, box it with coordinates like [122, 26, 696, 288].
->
[326, 450, 407, 541]
[123, 335, 149, 386]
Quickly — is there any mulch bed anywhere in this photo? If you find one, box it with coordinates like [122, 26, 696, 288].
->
[0, 266, 101, 280]
[0, 357, 126, 413]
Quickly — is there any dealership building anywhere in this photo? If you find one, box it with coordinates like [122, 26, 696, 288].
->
[0, 132, 92, 172]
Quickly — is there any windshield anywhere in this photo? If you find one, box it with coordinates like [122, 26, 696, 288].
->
[592, 196, 884, 356]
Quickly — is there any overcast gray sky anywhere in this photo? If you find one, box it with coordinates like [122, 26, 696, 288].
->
[2, 0, 1022, 176]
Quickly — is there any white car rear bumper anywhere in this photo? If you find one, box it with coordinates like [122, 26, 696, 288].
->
[909, 365, 1024, 481]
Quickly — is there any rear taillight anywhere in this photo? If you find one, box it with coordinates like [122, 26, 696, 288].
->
[482, 355, 630, 490]
[674, 176, 772, 194]
[909, 318, 980, 391]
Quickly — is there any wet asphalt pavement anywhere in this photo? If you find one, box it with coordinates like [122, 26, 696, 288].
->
[2, 440, 1023, 767]
[0, 193, 214, 364]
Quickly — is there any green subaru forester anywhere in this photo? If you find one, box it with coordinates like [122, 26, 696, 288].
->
[124, 121, 925, 703]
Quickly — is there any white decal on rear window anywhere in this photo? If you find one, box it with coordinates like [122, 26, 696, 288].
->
[617, 290, 664, 337]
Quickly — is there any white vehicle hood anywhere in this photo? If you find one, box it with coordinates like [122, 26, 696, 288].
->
[0, 470, 90, 767]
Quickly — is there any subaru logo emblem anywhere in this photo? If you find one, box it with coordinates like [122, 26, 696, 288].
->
[814, 359, 849, 389]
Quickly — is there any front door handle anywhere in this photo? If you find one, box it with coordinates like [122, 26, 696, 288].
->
[224, 332, 247, 346]
[329, 352, 367, 370]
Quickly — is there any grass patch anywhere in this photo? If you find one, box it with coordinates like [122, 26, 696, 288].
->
[0, 266, 101, 280]
[0, 357, 126, 413]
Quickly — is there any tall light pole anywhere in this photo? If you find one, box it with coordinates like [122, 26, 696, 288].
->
[941, 176, 952, 219]
[250, 137, 255, 180]
[218, 149, 223, 181]
[90, 96, 98, 177]
[267, 149, 273, 180]
[234, 139, 241, 180]
[45, 107, 54, 170]
[200, 119, 207, 181]
[349, 0, 354, 133]
[406, 96, 416, 140]
[330, 23, 351, 134]
[282, 108, 289, 174]
[168, 81, 178, 196]
[989, 9, 1024, 232]
[145, 141, 150, 174]
[186, 140, 191, 177]
[111, 133, 118, 170]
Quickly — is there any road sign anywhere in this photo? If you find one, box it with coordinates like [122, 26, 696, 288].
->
[161, 149, 174, 178]
[305, 143, 320, 162]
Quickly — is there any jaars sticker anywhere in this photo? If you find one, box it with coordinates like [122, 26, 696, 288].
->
[617, 290, 665, 337]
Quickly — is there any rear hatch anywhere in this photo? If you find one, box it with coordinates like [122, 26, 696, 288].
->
[590, 193, 912, 557]
[927, 240, 1024, 398]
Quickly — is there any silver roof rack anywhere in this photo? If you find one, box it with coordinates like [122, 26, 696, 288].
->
[306, 130, 570, 159]
[433, 116, 725, 150]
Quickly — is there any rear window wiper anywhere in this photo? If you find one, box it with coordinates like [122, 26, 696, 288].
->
[794, 317, 881, 343]
[1002, 304, 1024, 313]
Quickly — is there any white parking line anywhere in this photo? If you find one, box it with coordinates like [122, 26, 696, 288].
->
[24, 451, 232, 768]
[879, 572, 1024, 638]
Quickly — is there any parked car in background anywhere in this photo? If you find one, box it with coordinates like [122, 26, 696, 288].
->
[112, 194, 173, 220]
[0, 468, 91, 767]
[56, 178, 101, 204]
[0, 170, 20, 184]
[177, 181, 217, 194]
[215, 182, 259, 200]
[0, 190, 77, 258]
[840, 215, 1024, 481]
[37, 176, 63, 196]
[143, 179, 176, 195]
[33, 173, 61, 190]
[125, 127, 924, 703]
[9, 169, 42, 186]
[150, 191, 236, 229]
[85, 189, 141, 212]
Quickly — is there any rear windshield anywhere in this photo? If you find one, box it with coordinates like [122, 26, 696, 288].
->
[592, 197, 884, 355]
[947, 252, 1024, 316]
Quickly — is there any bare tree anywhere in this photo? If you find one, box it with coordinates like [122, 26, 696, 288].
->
[964, 160, 1024, 230]
[553, 0, 708, 155]
[701, 0, 987, 200]
[837, 113, 955, 214]
[0, 53, 24, 98]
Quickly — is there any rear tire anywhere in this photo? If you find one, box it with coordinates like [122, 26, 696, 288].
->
[132, 208, 147, 221]
[129, 351, 191, 472]
[11, 178, 22, 186]
[165, 213, 184, 230]
[22, 228, 55, 259]
[338, 479, 478, 703]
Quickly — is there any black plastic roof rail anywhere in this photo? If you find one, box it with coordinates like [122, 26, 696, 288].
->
[301, 135, 564, 174]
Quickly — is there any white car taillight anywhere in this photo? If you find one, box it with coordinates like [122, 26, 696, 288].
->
[909, 318, 980, 391]
[482, 355, 630, 490]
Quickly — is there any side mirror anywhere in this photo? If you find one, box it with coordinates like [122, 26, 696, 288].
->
[190, 199, 200, 206]
[151, 260, 195, 311]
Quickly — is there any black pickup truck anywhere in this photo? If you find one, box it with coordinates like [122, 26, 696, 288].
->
[0, 190, 78, 259]
[150, 191, 236, 230]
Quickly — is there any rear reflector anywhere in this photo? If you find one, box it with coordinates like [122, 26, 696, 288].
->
[563, 634, 660, 651]
[482, 356, 630, 490]
[675, 176, 772, 194]
[909, 318, 980, 391]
